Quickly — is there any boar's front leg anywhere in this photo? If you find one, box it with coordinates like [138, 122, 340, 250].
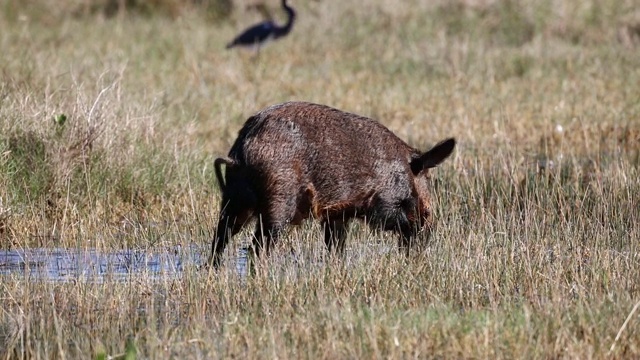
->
[322, 217, 349, 255]
[395, 199, 422, 255]
[398, 224, 417, 256]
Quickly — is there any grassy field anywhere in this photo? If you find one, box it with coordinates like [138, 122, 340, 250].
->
[1, 0, 639, 358]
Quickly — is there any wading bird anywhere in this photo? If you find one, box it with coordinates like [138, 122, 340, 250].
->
[225, 0, 296, 51]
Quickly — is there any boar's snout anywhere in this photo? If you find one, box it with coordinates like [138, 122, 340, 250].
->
[411, 138, 456, 245]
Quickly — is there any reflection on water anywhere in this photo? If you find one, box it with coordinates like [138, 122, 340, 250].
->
[0, 246, 249, 282]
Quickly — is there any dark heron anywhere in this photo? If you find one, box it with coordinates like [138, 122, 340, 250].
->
[226, 0, 296, 50]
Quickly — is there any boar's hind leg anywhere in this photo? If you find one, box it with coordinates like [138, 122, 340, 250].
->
[250, 192, 299, 259]
[322, 218, 348, 255]
[251, 214, 288, 260]
[209, 182, 256, 268]
[209, 206, 253, 268]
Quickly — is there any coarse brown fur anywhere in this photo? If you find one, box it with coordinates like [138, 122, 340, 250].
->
[208, 101, 455, 268]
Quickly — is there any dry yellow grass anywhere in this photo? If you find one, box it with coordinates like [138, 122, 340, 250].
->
[1, 0, 639, 358]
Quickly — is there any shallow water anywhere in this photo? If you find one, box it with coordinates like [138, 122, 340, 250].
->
[0, 246, 249, 282]
[0, 238, 401, 282]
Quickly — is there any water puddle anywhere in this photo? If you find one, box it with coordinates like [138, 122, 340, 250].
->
[0, 241, 397, 282]
[0, 246, 248, 282]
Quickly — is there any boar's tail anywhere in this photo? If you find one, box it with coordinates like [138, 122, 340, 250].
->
[214, 157, 236, 193]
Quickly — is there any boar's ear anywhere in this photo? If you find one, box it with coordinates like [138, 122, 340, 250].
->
[410, 138, 456, 175]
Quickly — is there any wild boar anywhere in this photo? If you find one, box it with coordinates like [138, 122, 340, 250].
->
[207, 101, 455, 268]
